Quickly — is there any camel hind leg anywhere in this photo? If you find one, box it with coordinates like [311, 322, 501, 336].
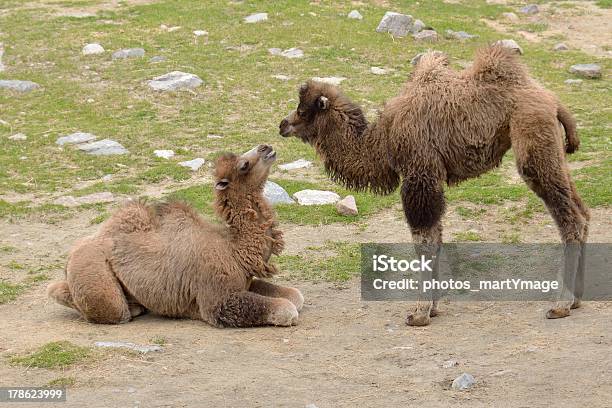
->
[248, 279, 304, 311]
[47, 281, 75, 309]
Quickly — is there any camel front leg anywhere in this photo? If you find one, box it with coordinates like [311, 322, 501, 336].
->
[249, 278, 304, 311]
[210, 291, 298, 328]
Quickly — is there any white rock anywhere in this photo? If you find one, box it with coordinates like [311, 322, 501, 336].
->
[0, 80, 40, 92]
[495, 39, 523, 55]
[311, 76, 346, 86]
[82, 43, 105, 55]
[179, 158, 205, 171]
[148, 71, 203, 91]
[336, 195, 358, 216]
[94, 341, 163, 354]
[244, 13, 268, 23]
[154, 149, 175, 159]
[166, 26, 181, 32]
[278, 159, 312, 171]
[376, 11, 413, 37]
[553, 43, 569, 51]
[272, 74, 291, 81]
[101, 174, 113, 182]
[268, 47, 304, 59]
[264, 181, 294, 205]
[149, 56, 166, 63]
[8, 133, 27, 141]
[112, 48, 145, 59]
[370, 67, 387, 75]
[442, 360, 459, 368]
[411, 19, 425, 33]
[56, 132, 97, 146]
[348, 10, 363, 20]
[564, 79, 583, 85]
[502, 12, 519, 21]
[519, 4, 539, 14]
[207, 134, 223, 139]
[452, 373, 476, 390]
[78, 139, 129, 155]
[193, 30, 208, 36]
[569, 64, 602, 79]
[0, 42, 5, 72]
[293, 190, 340, 206]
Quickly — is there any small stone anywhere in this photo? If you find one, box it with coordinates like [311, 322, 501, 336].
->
[445, 30, 478, 40]
[442, 360, 459, 368]
[166, 26, 181, 32]
[569, 64, 602, 79]
[264, 181, 294, 205]
[94, 341, 163, 353]
[244, 13, 268, 23]
[491, 369, 516, 377]
[193, 30, 208, 37]
[82, 43, 105, 55]
[519, 4, 539, 14]
[347, 10, 363, 20]
[0, 42, 5, 72]
[149, 56, 166, 63]
[268, 47, 303, 59]
[278, 159, 312, 171]
[148, 71, 203, 91]
[178, 158, 205, 171]
[112, 48, 145, 60]
[336, 195, 358, 216]
[451, 373, 476, 390]
[564, 79, 582, 85]
[56, 132, 97, 146]
[154, 149, 175, 159]
[376, 11, 414, 37]
[502, 12, 519, 21]
[311, 76, 346, 86]
[293, 190, 340, 206]
[370, 67, 387, 75]
[127, 387, 136, 394]
[101, 174, 113, 182]
[207, 134, 223, 139]
[78, 139, 129, 155]
[553, 43, 569, 51]
[272, 74, 291, 81]
[495, 39, 523, 55]
[0, 80, 40, 93]
[411, 19, 425, 33]
[8, 133, 27, 141]
[413, 29, 438, 42]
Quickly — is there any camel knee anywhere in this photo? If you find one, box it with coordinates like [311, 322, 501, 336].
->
[47, 281, 75, 309]
[401, 177, 445, 231]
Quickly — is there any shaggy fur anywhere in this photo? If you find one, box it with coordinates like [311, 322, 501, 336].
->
[280, 45, 588, 325]
[47, 145, 304, 327]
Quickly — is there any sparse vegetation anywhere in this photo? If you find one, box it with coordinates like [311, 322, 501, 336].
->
[9, 341, 92, 369]
[276, 242, 360, 281]
[0, 281, 25, 304]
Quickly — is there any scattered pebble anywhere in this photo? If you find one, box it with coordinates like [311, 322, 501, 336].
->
[94, 341, 163, 353]
[207, 134, 223, 139]
[564, 79, 582, 85]
[272, 74, 291, 81]
[451, 373, 476, 390]
[569, 63, 602, 79]
[502, 12, 519, 22]
[311, 76, 346, 86]
[376, 11, 413, 37]
[264, 181, 294, 205]
[519, 4, 539, 15]
[112, 48, 145, 60]
[268, 47, 304, 59]
[178, 158, 205, 171]
[54, 192, 115, 207]
[8, 133, 26, 141]
[336, 195, 358, 216]
[413, 30, 438, 42]
[56, 132, 96, 146]
[82, 43, 105, 55]
[370, 67, 387, 75]
[127, 387, 136, 394]
[193, 30, 208, 37]
[495, 39, 523, 55]
[154, 149, 175, 159]
[244, 13, 268, 23]
[148, 71, 203, 91]
[278, 159, 312, 171]
[553, 43, 569, 51]
[293, 190, 340, 206]
[0, 80, 40, 93]
[101, 174, 113, 182]
[442, 360, 459, 368]
[160, 24, 181, 32]
[78, 139, 129, 155]
[0, 42, 4, 72]
[149, 56, 166, 63]
[445, 30, 478, 40]
[347, 10, 363, 20]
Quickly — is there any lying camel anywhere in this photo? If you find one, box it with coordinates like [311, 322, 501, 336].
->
[48, 145, 304, 327]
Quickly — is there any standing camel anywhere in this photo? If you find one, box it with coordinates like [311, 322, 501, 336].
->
[279, 45, 589, 326]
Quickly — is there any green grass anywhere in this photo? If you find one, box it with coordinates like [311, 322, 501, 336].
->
[452, 231, 483, 242]
[276, 241, 360, 281]
[9, 341, 92, 369]
[46, 377, 76, 387]
[0, 281, 25, 304]
[150, 336, 167, 346]
[596, 0, 612, 8]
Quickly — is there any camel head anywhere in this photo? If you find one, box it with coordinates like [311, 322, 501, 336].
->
[214, 144, 276, 194]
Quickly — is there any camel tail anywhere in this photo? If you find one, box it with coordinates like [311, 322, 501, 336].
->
[47, 281, 76, 309]
[557, 103, 579, 154]
[470, 45, 528, 84]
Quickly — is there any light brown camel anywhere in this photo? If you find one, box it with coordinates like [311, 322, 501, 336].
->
[47, 145, 304, 327]
[279, 45, 588, 326]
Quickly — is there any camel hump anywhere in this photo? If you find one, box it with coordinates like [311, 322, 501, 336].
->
[411, 51, 450, 81]
[469, 45, 528, 84]
[100, 200, 158, 235]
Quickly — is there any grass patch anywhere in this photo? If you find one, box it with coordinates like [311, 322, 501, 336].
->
[46, 377, 76, 387]
[0, 245, 17, 253]
[9, 341, 92, 369]
[453, 231, 483, 242]
[150, 336, 167, 346]
[596, 0, 612, 8]
[455, 206, 486, 220]
[0, 281, 25, 304]
[276, 241, 360, 281]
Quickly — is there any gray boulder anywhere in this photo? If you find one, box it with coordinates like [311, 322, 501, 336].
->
[77, 139, 129, 155]
[445, 30, 479, 40]
[149, 56, 166, 63]
[178, 158, 205, 171]
[82, 43, 105, 55]
[519, 4, 539, 14]
[410, 50, 445, 66]
[293, 190, 340, 205]
[264, 181, 294, 205]
[413, 30, 438, 42]
[244, 13, 268, 23]
[348, 10, 363, 20]
[411, 19, 425, 33]
[553, 43, 569, 51]
[148, 71, 203, 91]
[56, 132, 96, 146]
[376, 12, 413, 37]
[8, 133, 27, 141]
[451, 373, 476, 390]
[278, 159, 312, 171]
[112, 48, 145, 59]
[0, 80, 40, 92]
[569, 64, 601, 79]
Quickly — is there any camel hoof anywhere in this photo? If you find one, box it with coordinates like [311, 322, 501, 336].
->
[429, 308, 439, 317]
[268, 300, 299, 326]
[406, 311, 431, 326]
[571, 299, 581, 309]
[546, 307, 571, 319]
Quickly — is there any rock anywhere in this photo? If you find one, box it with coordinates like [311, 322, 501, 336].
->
[0, 80, 40, 93]
[269, 47, 304, 59]
[56, 132, 97, 146]
[347, 10, 363, 20]
[54, 192, 114, 207]
[8, 133, 26, 141]
[112, 48, 145, 59]
[148, 71, 203, 91]
[502, 12, 519, 21]
[244, 13, 268, 23]
[376, 11, 413, 37]
[101, 174, 113, 182]
[553, 43, 569, 51]
[264, 181, 294, 205]
[569, 64, 601, 79]
[495, 39, 523, 55]
[0, 42, 5, 72]
[178, 158, 205, 171]
[272, 74, 291, 81]
[370, 67, 387, 75]
[413, 30, 438, 42]
[207, 134, 223, 139]
[564, 79, 582, 85]
[161, 25, 181, 32]
[78, 139, 129, 155]
[293, 190, 340, 206]
[149, 56, 166, 63]
[519, 4, 539, 14]
[445, 30, 478, 40]
[278, 159, 312, 171]
[311, 76, 346, 86]
[442, 360, 459, 368]
[127, 387, 136, 394]
[412, 19, 425, 33]
[336, 195, 358, 216]
[154, 149, 174, 159]
[94, 341, 163, 354]
[193, 30, 208, 36]
[452, 373, 476, 390]
[82, 43, 105, 55]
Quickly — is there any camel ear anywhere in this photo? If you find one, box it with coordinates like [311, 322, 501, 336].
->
[299, 83, 308, 96]
[215, 179, 229, 190]
[317, 96, 329, 110]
